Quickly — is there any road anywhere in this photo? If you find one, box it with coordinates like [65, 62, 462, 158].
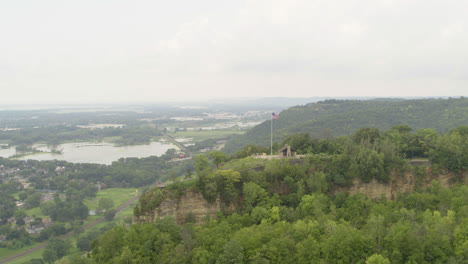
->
[162, 133, 192, 157]
[0, 187, 149, 264]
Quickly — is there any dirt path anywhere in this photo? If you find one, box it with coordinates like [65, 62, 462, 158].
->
[0, 188, 145, 264]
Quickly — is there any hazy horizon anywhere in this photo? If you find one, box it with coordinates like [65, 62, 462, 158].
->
[1, 1, 467, 104]
[1, 95, 461, 108]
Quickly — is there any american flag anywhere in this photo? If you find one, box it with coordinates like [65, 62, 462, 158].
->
[272, 113, 278, 119]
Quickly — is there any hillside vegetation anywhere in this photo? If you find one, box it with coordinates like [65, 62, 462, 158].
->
[224, 97, 468, 153]
[72, 126, 468, 264]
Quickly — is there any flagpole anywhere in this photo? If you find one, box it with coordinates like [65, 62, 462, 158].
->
[270, 113, 273, 156]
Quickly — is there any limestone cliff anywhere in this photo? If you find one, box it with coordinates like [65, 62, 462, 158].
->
[133, 190, 235, 225]
[332, 169, 467, 199]
[134, 168, 466, 225]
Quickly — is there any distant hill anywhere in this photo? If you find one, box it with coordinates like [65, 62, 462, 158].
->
[224, 97, 468, 153]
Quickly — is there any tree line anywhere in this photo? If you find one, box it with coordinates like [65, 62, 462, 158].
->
[224, 97, 468, 153]
[0, 125, 163, 147]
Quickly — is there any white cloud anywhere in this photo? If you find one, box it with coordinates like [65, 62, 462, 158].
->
[0, 0, 467, 103]
[441, 23, 464, 39]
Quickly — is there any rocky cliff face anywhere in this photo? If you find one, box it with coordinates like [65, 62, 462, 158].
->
[134, 169, 466, 225]
[133, 190, 236, 225]
[332, 169, 467, 199]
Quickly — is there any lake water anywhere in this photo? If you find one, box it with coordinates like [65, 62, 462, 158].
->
[0, 145, 16, 158]
[0, 142, 178, 165]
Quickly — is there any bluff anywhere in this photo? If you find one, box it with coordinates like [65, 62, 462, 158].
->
[224, 97, 468, 153]
[332, 168, 467, 199]
[133, 167, 467, 225]
[133, 188, 237, 225]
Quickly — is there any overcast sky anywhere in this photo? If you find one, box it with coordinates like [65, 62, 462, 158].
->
[1, 0, 467, 104]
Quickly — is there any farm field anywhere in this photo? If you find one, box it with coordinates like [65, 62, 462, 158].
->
[170, 130, 245, 141]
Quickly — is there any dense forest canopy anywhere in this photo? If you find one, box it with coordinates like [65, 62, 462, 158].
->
[91, 183, 468, 264]
[224, 97, 468, 153]
[77, 125, 468, 264]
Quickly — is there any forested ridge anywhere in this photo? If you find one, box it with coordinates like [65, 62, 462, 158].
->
[224, 97, 468, 153]
[92, 183, 468, 264]
[59, 125, 468, 264]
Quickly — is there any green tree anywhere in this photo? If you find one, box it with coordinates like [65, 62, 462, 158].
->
[410, 128, 438, 157]
[42, 238, 71, 263]
[242, 182, 267, 212]
[365, 215, 386, 252]
[14, 210, 27, 223]
[98, 198, 114, 212]
[454, 224, 468, 260]
[349, 146, 386, 183]
[321, 221, 372, 263]
[216, 239, 244, 264]
[216, 169, 241, 203]
[18, 191, 28, 201]
[281, 133, 313, 154]
[195, 154, 211, 175]
[105, 209, 116, 221]
[195, 154, 213, 194]
[305, 171, 328, 193]
[42, 248, 58, 264]
[0, 192, 16, 222]
[77, 236, 91, 252]
[81, 184, 98, 198]
[430, 129, 468, 172]
[209, 151, 228, 169]
[297, 237, 320, 264]
[91, 226, 126, 263]
[298, 194, 328, 219]
[366, 254, 391, 264]
[352, 127, 381, 144]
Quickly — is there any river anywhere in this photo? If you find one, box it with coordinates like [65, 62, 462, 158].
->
[0, 141, 178, 165]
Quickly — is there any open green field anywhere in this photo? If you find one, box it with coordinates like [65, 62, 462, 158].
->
[170, 130, 245, 141]
[114, 200, 138, 222]
[6, 248, 44, 264]
[24, 207, 47, 219]
[84, 188, 138, 212]
[0, 241, 44, 264]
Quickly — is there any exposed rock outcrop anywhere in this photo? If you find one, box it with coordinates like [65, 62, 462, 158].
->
[133, 190, 236, 225]
[134, 168, 466, 225]
[332, 169, 467, 199]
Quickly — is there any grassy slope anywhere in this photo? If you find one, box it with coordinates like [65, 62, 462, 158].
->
[84, 188, 138, 212]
